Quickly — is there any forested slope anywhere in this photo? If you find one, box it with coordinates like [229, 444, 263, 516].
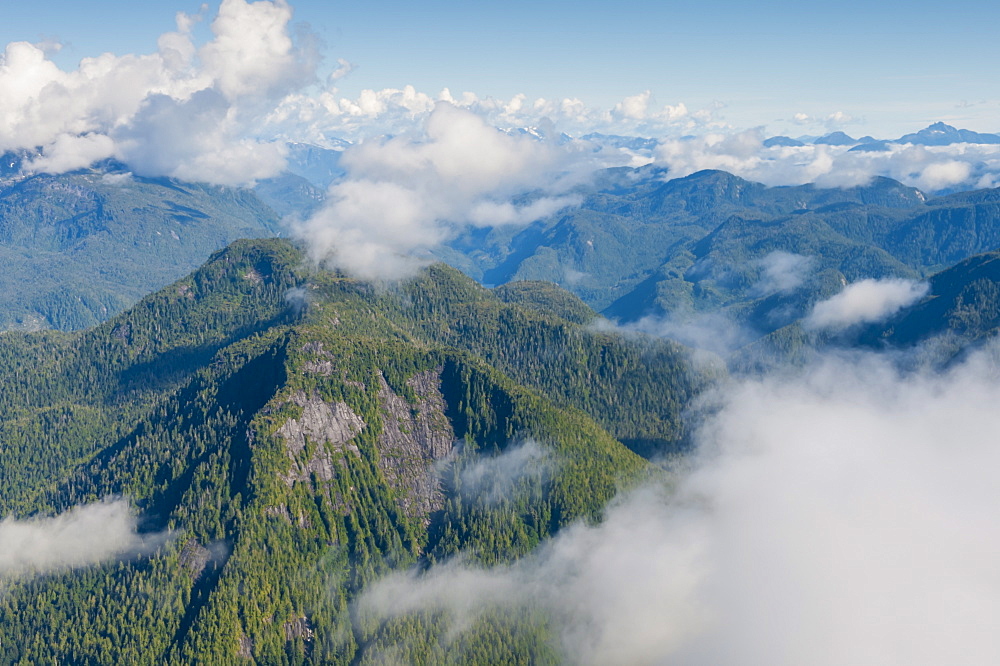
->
[0, 238, 707, 664]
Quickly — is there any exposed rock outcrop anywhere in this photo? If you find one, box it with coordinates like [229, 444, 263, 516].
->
[277, 391, 365, 485]
[375, 368, 455, 525]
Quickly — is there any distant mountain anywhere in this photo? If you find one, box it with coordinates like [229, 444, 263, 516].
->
[894, 122, 1000, 146]
[763, 135, 804, 147]
[443, 166, 1000, 355]
[0, 162, 282, 330]
[284, 142, 345, 188]
[737, 246, 1000, 371]
[502, 126, 575, 144]
[849, 140, 892, 152]
[0, 238, 709, 662]
[850, 123, 1000, 151]
[252, 171, 326, 217]
[580, 132, 660, 152]
[813, 131, 858, 146]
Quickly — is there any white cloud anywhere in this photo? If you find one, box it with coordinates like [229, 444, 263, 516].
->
[787, 110, 856, 131]
[612, 90, 654, 120]
[328, 58, 355, 81]
[654, 134, 1000, 192]
[805, 278, 929, 331]
[0, 499, 163, 578]
[452, 440, 554, 505]
[752, 251, 814, 296]
[25, 132, 116, 173]
[466, 196, 582, 227]
[294, 102, 584, 280]
[596, 311, 754, 359]
[199, 0, 307, 100]
[265, 83, 716, 148]
[823, 110, 855, 130]
[1, 1, 994, 194]
[914, 159, 972, 191]
[0, 0, 309, 186]
[656, 129, 768, 179]
[359, 348, 1000, 665]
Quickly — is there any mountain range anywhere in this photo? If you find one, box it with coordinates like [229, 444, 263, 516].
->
[5, 122, 1000, 661]
[441, 167, 1000, 352]
[764, 122, 1000, 151]
[7, 147, 1000, 363]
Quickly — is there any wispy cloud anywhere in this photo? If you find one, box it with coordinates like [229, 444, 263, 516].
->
[0, 499, 166, 578]
[751, 251, 814, 297]
[452, 440, 554, 505]
[293, 102, 585, 280]
[804, 278, 929, 331]
[594, 312, 755, 359]
[359, 347, 1000, 665]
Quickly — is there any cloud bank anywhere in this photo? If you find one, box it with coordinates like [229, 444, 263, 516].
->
[452, 440, 553, 505]
[805, 278, 929, 331]
[0, 1, 719, 185]
[752, 251, 814, 296]
[359, 348, 1000, 665]
[294, 102, 584, 280]
[0, 0, 311, 185]
[0, 499, 161, 578]
[655, 130, 1000, 192]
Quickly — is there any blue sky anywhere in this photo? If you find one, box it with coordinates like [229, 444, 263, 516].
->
[1, 0, 997, 138]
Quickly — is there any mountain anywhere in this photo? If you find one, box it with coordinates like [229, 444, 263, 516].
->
[0, 160, 283, 331]
[0, 238, 710, 663]
[860, 249, 1000, 351]
[734, 246, 1000, 372]
[849, 140, 892, 152]
[813, 131, 857, 146]
[502, 126, 575, 145]
[894, 122, 1000, 146]
[763, 135, 804, 147]
[443, 166, 1000, 355]
[851, 123, 1000, 151]
[580, 133, 660, 152]
[284, 142, 345, 189]
[252, 171, 326, 218]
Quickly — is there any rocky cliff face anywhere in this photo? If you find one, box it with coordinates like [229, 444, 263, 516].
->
[274, 360, 456, 527]
[277, 391, 365, 485]
[376, 368, 455, 525]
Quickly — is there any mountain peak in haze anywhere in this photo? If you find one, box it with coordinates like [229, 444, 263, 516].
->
[763, 136, 804, 148]
[813, 131, 857, 146]
[895, 122, 1000, 146]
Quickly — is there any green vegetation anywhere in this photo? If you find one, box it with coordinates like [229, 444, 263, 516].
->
[857, 249, 1000, 356]
[0, 164, 282, 331]
[0, 238, 705, 664]
[446, 169, 1000, 351]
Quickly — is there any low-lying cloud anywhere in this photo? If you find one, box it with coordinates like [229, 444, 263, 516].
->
[805, 278, 929, 331]
[0, 499, 163, 578]
[358, 347, 1000, 665]
[751, 250, 814, 296]
[607, 312, 755, 359]
[453, 439, 553, 505]
[293, 102, 584, 280]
